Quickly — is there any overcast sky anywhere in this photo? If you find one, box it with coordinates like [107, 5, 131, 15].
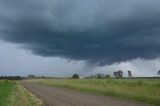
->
[0, 0, 160, 77]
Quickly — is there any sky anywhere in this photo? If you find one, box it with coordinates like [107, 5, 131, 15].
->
[0, 0, 160, 77]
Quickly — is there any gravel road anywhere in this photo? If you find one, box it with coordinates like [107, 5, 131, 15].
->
[23, 82, 150, 106]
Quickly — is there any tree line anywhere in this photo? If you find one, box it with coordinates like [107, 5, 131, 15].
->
[1, 70, 159, 80]
[82, 70, 160, 79]
[83, 70, 131, 79]
[0, 76, 22, 80]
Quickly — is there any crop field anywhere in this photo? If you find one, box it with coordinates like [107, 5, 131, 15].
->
[29, 79, 160, 105]
[0, 80, 42, 106]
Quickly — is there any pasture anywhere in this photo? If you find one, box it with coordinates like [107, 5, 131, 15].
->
[29, 79, 160, 106]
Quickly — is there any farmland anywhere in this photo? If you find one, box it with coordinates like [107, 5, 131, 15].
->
[29, 79, 160, 106]
[0, 80, 43, 106]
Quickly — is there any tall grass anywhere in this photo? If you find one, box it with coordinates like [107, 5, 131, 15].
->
[30, 79, 160, 105]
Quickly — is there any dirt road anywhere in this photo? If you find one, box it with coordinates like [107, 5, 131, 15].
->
[23, 82, 150, 106]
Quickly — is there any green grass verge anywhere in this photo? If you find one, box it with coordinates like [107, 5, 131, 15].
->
[0, 80, 15, 106]
[29, 79, 160, 106]
[0, 80, 43, 106]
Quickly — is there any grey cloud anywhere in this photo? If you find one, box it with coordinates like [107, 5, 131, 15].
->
[0, 0, 160, 66]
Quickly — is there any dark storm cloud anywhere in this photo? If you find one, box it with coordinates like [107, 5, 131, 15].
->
[0, 0, 160, 66]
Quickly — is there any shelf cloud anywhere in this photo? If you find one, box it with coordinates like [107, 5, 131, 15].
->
[0, 0, 160, 66]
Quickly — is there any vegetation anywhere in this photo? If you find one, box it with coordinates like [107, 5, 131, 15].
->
[72, 74, 79, 79]
[113, 70, 123, 78]
[128, 70, 132, 78]
[0, 76, 22, 80]
[158, 70, 160, 76]
[0, 80, 15, 106]
[84, 73, 111, 79]
[0, 80, 43, 106]
[29, 79, 160, 106]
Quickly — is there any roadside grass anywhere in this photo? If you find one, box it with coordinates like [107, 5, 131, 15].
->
[0, 80, 43, 106]
[29, 79, 160, 106]
[0, 80, 15, 106]
[7, 81, 43, 106]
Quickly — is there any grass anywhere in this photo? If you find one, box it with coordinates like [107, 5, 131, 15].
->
[0, 80, 43, 106]
[0, 80, 15, 106]
[29, 79, 160, 106]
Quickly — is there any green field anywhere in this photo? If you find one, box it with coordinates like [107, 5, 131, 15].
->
[29, 79, 160, 106]
[0, 80, 43, 106]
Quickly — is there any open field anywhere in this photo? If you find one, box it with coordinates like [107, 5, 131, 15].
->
[0, 80, 43, 106]
[28, 79, 160, 106]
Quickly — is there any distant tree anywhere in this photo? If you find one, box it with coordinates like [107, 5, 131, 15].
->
[41, 75, 46, 78]
[27, 74, 36, 79]
[95, 73, 104, 79]
[158, 70, 160, 76]
[128, 70, 132, 78]
[118, 70, 123, 78]
[113, 72, 116, 78]
[104, 74, 110, 79]
[84, 73, 111, 79]
[72, 74, 79, 79]
[113, 70, 123, 79]
[97, 74, 102, 79]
